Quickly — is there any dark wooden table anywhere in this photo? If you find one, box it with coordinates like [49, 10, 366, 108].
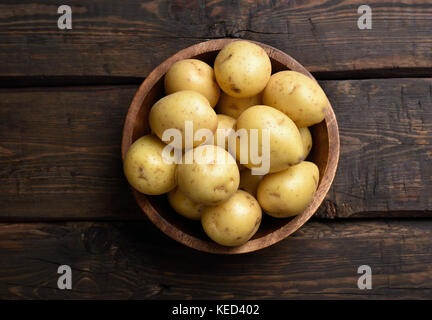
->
[0, 0, 431, 299]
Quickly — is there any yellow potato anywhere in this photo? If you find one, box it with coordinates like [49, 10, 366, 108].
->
[263, 71, 329, 127]
[239, 169, 264, 197]
[214, 41, 271, 98]
[176, 145, 239, 205]
[149, 90, 218, 148]
[164, 59, 220, 107]
[299, 127, 313, 159]
[201, 190, 262, 246]
[214, 114, 236, 150]
[216, 91, 261, 119]
[168, 188, 204, 220]
[123, 135, 176, 195]
[257, 161, 319, 218]
[233, 105, 304, 174]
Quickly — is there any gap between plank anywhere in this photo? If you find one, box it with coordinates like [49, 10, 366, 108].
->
[0, 67, 431, 88]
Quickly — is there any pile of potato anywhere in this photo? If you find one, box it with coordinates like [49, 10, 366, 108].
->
[124, 41, 329, 247]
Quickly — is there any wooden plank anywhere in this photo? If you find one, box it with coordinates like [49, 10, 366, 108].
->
[317, 78, 432, 218]
[0, 86, 143, 220]
[1, 219, 432, 299]
[0, 0, 431, 78]
[0, 78, 430, 220]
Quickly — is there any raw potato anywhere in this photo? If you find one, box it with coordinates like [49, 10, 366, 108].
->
[201, 190, 262, 246]
[216, 91, 261, 119]
[123, 135, 176, 195]
[164, 59, 220, 107]
[214, 41, 271, 98]
[257, 161, 319, 218]
[239, 169, 264, 197]
[263, 71, 329, 127]
[214, 114, 236, 150]
[149, 90, 218, 148]
[177, 145, 240, 205]
[233, 105, 304, 173]
[168, 188, 204, 220]
[299, 127, 313, 159]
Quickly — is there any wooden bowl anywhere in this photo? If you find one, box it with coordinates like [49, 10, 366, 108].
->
[121, 39, 339, 254]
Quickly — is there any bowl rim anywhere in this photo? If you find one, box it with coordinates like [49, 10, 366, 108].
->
[121, 39, 340, 254]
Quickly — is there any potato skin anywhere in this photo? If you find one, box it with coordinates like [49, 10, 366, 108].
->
[214, 114, 236, 150]
[214, 41, 271, 98]
[239, 169, 264, 197]
[149, 90, 217, 148]
[216, 91, 261, 119]
[257, 161, 319, 218]
[201, 190, 262, 246]
[233, 105, 304, 173]
[168, 188, 204, 220]
[263, 71, 328, 127]
[299, 127, 313, 159]
[164, 59, 220, 107]
[177, 145, 240, 205]
[123, 135, 176, 195]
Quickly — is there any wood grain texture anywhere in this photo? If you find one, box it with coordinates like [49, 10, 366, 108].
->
[0, 0, 431, 78]
[1, 219, 432, 299]
[318, 78, 432, 218]
[0, 86, 142, 220]
[0, 78, 430, 220]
